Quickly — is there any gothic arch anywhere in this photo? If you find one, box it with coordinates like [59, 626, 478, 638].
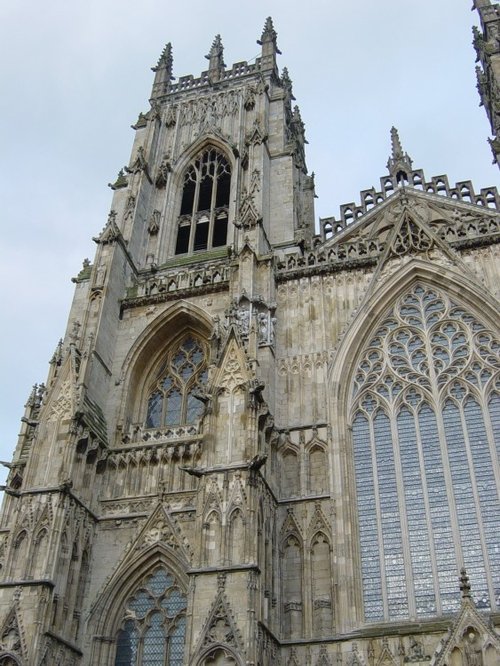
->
[159, 135, 237, 263]
[119, 300, 214, 424]
[328, 260, 500, 404]
[328, 260, 500, 623]
[89, 545, 189, 639]
[195, 645, 244, 666]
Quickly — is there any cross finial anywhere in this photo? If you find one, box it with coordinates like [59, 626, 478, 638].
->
[386, 126, 413, 183]
[459, 567, 471, 598]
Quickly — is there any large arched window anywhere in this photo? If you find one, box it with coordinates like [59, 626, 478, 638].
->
[145, 335, 208, 429]
[175, 148, 231, 255]
[114, 567, 186, 666]
[351, 284, 499, 623]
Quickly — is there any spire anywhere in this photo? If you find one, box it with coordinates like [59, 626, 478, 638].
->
[472, 1, 500, 166]
[205, 34, 225, 84]
[459, 567, 472, 599]
[257, 17, 281, 73]
[386, 126, 413, 183]
[151, 42, 174, 98]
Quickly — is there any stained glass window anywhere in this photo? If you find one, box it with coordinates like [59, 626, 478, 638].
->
[145, 336, 207, 429]
[175, 148, 231, 255]
[351, 284, 500, 622]
[114, 567, 187, 666]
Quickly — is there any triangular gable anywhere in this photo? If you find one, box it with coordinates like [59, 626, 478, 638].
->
[212, 332, 252, 392]
[430, 595, 500, 666]
[195, 591, 245, 657]
[0, 603, 27, 663]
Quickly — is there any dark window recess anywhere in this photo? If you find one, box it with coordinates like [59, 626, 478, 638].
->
[194, 220, 209, 251]
[197, 176, 213, 212]
[175, 223, 190, 254]
[216, 171, 230, 208]
[180, 177, 195, 215]
[212, 215, 228, 247]
[174, 148, 231, 255]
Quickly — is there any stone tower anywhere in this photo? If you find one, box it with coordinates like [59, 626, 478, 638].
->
[0, 13, 499, 666]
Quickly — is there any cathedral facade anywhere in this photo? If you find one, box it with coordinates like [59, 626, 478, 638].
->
[0, 7, 499, 666]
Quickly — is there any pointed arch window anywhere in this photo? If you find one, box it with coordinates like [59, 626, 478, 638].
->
[145, 335, 208, 429]
[175, 148, 231, 255]
[114, 567, 187, 666]
[351, 284, 500, 622]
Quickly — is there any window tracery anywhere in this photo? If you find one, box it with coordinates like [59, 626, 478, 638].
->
[114, 567, 186, 666]
[351, 284, 500, 622]
[175, 148, 231, 255]
[145, 335, 208, 429]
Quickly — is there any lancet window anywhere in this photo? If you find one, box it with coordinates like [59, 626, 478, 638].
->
[351, 284, 500, 622]
[145, 335, 208, 429]
[114, 567, 186, 666]
[175, 148, 231, 255]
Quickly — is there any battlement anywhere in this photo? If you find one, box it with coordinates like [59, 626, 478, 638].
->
[320, 169, 500, 241]
[167, 59, 262, 95]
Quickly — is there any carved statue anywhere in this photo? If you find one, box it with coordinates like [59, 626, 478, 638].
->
[464, 631, 483, 666]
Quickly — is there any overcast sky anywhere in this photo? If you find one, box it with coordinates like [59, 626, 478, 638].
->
[0, 1, 497, 484]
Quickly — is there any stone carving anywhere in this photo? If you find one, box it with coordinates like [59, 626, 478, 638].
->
[123, 194, 136, 220]
[464, 630, 483, 666]
[219, 347, 246, 391]
[201, 595, 242, 652]
[178, 90, 239, 127]
[389, 214, 434, 257]
[148, 209, 161, 235]
[155, 153, 172, 187]
[94, 210, 122, 245]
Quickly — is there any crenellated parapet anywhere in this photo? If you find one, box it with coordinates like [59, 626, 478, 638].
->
[320, 166, 499, 240]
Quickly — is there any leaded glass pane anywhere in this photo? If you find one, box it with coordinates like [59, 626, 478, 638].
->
[145, 336, 208, 428]
[146, 392, 162, 429]
[351, 283, 500, 623]
[115, 620, 139, 666]
[165, 389, 182, 425]
[114, 567, 186, 666]
[142, 612, 165, 665]
[169, 616, 186, 666]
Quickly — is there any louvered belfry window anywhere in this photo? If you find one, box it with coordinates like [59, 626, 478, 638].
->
[175, 148, 231, 255]
[351, 284, 500, 622]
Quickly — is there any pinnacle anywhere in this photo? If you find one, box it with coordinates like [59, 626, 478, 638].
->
[207, 34, 224, 60]
[390, 126, 404, 160]
[386, 126, 413, 181]
[258, 16, 281, 53]
[153, 42, 173, 72]
[459, 567, 472, 598]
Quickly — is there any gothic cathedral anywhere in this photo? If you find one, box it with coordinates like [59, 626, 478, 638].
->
[0, 7, 499, 666]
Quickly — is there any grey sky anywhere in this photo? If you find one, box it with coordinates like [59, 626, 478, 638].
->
[0, 1, 497, 483]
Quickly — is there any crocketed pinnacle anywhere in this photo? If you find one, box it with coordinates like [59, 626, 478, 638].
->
[386, 126, 413, 182]
[152, 42, 173, 73]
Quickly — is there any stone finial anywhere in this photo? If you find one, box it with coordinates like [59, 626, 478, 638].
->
[281, 67, 295, 101]
[459, 567, 472, 598]
[386, 126, 413, 183]
[206, 35, 225, 83]
[151, 43, 174, 97]
[258, 17, 281, 72]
